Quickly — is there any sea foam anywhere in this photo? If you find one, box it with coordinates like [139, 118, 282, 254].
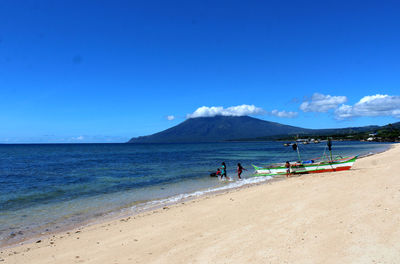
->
[129, 175, 274, 213]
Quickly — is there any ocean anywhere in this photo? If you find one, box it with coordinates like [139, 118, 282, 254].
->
[0, 141, 390, 247]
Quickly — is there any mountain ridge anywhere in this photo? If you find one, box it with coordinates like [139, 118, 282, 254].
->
[129, 116, 310, 143]
[128, 116, 391, 143]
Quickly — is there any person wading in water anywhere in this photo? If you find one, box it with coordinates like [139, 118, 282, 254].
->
[221, 162, 229, 180]
[237, 163, 246, 179]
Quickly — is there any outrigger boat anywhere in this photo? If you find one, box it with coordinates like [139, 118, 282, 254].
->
[252, 138, 357, 176]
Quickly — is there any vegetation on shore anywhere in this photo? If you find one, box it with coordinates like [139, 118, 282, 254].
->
[275, 123, 400, 142]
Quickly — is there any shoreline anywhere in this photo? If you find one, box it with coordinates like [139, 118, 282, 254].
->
[0, 143, 393, 251]
[0, 174, 277, 250]
[0, 144, 400, 263]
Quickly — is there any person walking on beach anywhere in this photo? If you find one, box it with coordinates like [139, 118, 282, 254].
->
[221, 162, 229, 180]
[237, 163, 246, 179]
[285, 161, 291, 178]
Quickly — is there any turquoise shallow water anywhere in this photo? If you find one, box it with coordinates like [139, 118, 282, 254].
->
[0, 141, 391, 246]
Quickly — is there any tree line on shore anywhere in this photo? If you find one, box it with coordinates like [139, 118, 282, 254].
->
[277, 123, 400, 143]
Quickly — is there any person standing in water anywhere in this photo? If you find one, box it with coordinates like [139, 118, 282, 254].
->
[285, 161, 291, 178]
[221, 162, 229, 180]
[237, 163, 246, 179]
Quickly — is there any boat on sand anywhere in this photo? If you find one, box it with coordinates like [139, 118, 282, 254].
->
[253, 139, 357, 176]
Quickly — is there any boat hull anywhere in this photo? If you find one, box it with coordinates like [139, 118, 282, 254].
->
[253, 156, 357, 176]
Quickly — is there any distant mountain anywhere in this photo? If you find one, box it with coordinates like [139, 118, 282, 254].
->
[303, 125, 381, 136]
[383, 121, 400, 129]
[127, 116, 397, 143]
[128, 116, 312, 143]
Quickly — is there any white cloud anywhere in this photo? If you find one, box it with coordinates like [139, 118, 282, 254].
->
[335, 94, 400, 120]
[300, 93, 347, 112]
[166, 115, 175, 121]
[72, 136, 84, 141]
[334, 104, 353, 119]
[270, 110, 298, 118]
[187, 104, 265, 118]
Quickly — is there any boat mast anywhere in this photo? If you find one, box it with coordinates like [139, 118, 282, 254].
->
[296, 144, 302, 162]
[327, 137, 333, 161]
[292, 143, 302, 162]
[294, 135, 302, 162]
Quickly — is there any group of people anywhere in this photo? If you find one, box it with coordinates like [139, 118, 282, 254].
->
[213, 161, 291, 179]
[214, 162, 246, 180]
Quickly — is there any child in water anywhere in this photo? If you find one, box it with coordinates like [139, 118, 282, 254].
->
[237, 163, 246, 179]
[210, 168, 221, 177]
[221, 162, 229, 180]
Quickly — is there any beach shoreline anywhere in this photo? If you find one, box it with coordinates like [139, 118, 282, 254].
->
[1, 144, 384, 250]
[0, 172, 276, 250]
[1, 143, 399, 263]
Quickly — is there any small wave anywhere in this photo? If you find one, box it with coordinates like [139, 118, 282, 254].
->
[128, 175, 273, 212]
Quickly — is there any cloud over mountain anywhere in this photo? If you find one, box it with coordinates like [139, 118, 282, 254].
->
[335, 94, 400, 119]
[187, 104, 265, 118]
[270, 110, 298, 118]
[300, 93, 347, 113]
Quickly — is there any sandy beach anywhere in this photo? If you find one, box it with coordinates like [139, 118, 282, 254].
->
[1, 143, 400, 264]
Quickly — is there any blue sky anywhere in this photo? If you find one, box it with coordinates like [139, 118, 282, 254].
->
[1, 0, 400, 143]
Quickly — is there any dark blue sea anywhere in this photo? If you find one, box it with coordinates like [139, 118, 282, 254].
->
[0, 141, 390, 247]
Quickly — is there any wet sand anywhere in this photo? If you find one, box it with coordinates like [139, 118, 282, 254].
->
[1, 143, 400, 264]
